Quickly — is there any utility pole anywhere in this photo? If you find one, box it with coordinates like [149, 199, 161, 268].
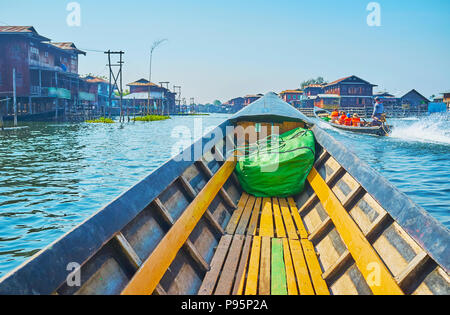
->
[148, 39, 167, 116]
[0, 98, 9, 131]
[174, 85, 181, 114]
[190, 97, 195, 113]
[160, 82, 170, 115]
[13, 68, 17, 127]
[105, 50, 125, 122]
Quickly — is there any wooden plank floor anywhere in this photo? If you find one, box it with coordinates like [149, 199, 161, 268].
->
[198, 193, 330, 295]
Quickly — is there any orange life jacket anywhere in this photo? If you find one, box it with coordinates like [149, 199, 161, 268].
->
[331, 111, 339, 118]
[345, 117, 352, 126]
[352, 117, 361, 127]
[339, 115, 347, 124]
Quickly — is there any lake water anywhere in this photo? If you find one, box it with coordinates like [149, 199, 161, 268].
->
[0, 113, 449, 277]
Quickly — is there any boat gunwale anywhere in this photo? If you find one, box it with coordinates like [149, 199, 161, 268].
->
[0, 120, 234, 295]
[312, 125, 450, 274]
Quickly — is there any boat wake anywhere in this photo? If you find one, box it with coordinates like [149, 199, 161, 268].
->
[390, 113, 450, 145]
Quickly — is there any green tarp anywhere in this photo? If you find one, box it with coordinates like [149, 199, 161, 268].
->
[235, 127, 316, 198]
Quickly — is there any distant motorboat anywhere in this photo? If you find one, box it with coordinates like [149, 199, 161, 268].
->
[314, 107, 392, 137]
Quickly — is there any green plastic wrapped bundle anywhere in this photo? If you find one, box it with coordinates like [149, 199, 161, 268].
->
[235, 127, 316, 198]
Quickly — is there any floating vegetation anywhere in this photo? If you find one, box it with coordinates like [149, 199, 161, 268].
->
[86, 117, 115, 124]
[176, 113, 210, 116]
[132, 115, 171, 122]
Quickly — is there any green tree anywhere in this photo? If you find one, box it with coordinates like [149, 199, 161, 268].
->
[213, 100, 222, 106]
[115, 89, 130, 97]
[300, 77, 328, 89]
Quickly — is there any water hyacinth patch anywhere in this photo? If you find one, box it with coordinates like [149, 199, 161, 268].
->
[132, 115, 171, 122]
[86, 117, 115, 124]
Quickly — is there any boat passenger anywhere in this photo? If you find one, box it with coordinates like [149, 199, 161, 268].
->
[330, 110, 339, 123]
[352, 113, 361, 127]
[338, 112, 347, 125]
[345, 116, 353, 126]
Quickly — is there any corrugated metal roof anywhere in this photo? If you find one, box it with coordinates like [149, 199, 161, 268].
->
[280, 90, 303, 94]
[325, 75, 377, 87]
[0, 26, 51, 41]
[0, 26, 34, 33]
[127, 79, 160, 87]
[48, 42, 86, 55]
[84, 76, 108, 84]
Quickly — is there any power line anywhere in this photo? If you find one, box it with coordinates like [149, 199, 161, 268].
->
[79, 48, 106, 53]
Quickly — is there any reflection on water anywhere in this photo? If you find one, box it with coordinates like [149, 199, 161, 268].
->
[0, 113, 449, 277]
[0, 114, 228, 276]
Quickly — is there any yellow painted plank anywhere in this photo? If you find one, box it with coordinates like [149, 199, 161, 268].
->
[288, 239, 315, 295]
[272, 198, 286, 238]
[259, 198, 274, 237]
[226, 193, 250, 234]
[245, 236, 261, 295]
[121, 158, 237, 295]
[259, 237, 271, 295]
[247, 198, 262, 236]
[301, 239, 330, 295]
[307, 168, 404, 295]
[287, 197, 309, 239]
[279, 198, 299, 240]
[282, 238, 299, 295]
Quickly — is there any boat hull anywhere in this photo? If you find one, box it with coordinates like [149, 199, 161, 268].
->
[314, 107, 391, 136]
[0, 102, 448, 295]
[326, 121, 391, 136]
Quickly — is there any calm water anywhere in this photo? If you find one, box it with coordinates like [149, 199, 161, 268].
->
[0, 114, 229, 277]
[0, 113, 449, 277]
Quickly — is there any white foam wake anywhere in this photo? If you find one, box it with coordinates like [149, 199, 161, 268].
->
[390, 113, 450, 145]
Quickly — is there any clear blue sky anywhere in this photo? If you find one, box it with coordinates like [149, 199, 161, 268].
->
[1, 0, 449, 103]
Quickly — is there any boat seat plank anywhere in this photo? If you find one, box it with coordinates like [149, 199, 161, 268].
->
[287, 197, 309, 239]
[235, 196, 256, 235]
[271, 239, 288, 295]
[198, 235, 233, 295]
[282, 238, 299, 295]
[279, 198, 299, 240]
[259, 198, 274, 238]
[247, 198, 262, 236]
[307, 167, 404, 295]
[259, 237, 272, 295]
[245, 236, 262, 295]
[121, 158, 237, 295]
[215, 235, 246, 295]
[232, 236, 253, 295]
[288, 239, 315, 295]
[301, 239, 330, 295]
[227, 194, 311, 240]
[226, 193, 250, 235]
[272, 198, 287, 238]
